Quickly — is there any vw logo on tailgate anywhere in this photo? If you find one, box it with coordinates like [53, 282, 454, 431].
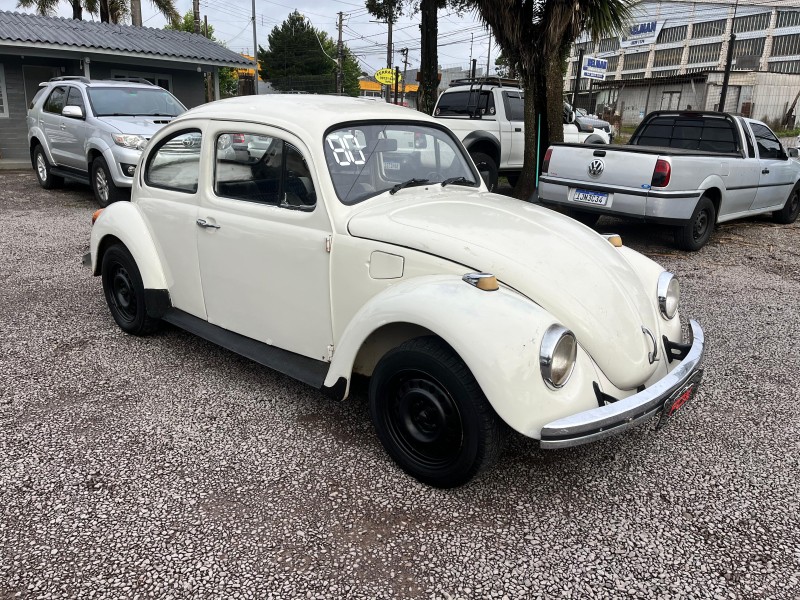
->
[587, 159, 604, 178]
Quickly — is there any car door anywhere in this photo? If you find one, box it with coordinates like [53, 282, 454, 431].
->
[39, 86, 68, 165]
[749, 121, 796, 211]
[59, 86, 89, 170]
[502, 90, 524, 168]
[196, 123, 333, 361]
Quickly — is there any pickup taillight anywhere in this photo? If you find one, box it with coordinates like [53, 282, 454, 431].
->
[652, 159, 671, 188]
[542, 147, 553, 174]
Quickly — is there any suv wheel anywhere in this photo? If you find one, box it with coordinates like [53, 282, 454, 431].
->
[33, 145, 63, 190]
[470, 152, 498, 192]
[91, 157, 123, 208]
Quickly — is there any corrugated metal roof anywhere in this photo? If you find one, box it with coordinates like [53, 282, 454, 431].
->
[0, 10, 252, 67]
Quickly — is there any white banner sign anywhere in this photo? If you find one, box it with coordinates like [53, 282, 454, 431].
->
[620, 20, 664, 48]
[581, 56, 608, 81]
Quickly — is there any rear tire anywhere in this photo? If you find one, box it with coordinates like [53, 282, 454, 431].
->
[674, 195, 716, 251]
[773, 183, 800, 224]
[567, 209, 601, 228]
[369, 336, 505, 488]
[33, 145, 63, 190]
[101, 244, 160, 336]
[470, 152, 498, 192]
[91, 157, 124, 208]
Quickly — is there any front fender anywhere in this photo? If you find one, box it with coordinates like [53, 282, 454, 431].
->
[326, 275, 603, 438]
[90, 201, 167, 290]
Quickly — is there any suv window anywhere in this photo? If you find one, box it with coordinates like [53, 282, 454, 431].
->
[145, 129, 202, 193]
[214, 132, 316, 210]
[504, 91, 524, 121]
[43, 86, 67, 114]
[66, 87, 86, 113]
[30, 87, 46, 110]
[87, 87, 185, 117]
[750, 122, 784, 159]
[435, 90, 496, 117]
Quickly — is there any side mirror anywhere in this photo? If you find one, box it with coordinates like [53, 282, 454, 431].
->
[788, 148, 799, 158]
[62, 105, 84, 119]
[566, 110, 576, 124]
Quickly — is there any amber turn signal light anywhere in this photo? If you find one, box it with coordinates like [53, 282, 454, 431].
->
[92, 209, 104, 225]
[602, 234, 623, 247]
[462, 273, 499, 291]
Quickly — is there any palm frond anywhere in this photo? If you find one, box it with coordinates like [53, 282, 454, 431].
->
[148, 0, 180, 27]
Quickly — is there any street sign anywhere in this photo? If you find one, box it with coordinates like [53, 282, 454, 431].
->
[375, 68, 401, 85]
[582, 57, 608, 81]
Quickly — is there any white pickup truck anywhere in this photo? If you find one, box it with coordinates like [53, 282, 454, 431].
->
[433, 78, 609, 190]
[539, 110, 800, 250]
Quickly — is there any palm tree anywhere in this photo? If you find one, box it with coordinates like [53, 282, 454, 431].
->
[471, 0, 632, 199]
[17, 0, 177, 25]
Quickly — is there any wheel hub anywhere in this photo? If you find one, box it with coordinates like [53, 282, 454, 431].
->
[36, 154, 47, 181]
[400, 386, 448, 443]
[96, 170, 109, 202]
[111, 266, 135, 321]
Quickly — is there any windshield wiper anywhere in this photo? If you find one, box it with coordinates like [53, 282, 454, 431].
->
[441, 176, 475, 187]
[389, 178, 429, 195]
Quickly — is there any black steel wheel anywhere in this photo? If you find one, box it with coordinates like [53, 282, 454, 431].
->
[369, 336, 505, 488]
[101, 244, 160, 336]
[774, 183, 800, 224]
[674, 195, 716, 251]
[470, 152, 498, 192]
[33, 145, 63, 190]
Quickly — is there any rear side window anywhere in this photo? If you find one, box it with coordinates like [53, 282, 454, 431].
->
[750, 122, 784, 160]
[632, 115, 739, 153]
[504, 91, 524, 121]
[145, 129, 202, 193]
[435, 90, 496, 117]
[29, 87, 46, 110]
[43, 86, 67, 114]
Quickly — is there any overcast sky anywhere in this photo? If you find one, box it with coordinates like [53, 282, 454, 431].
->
[3, 0, 496, 75]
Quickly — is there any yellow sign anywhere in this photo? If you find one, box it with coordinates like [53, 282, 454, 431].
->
[375, 68, 401, 85]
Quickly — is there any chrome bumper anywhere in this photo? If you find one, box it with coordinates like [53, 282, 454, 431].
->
[540, 320, 705, 449]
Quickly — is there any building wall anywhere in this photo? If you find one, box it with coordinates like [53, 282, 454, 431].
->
[0, 57, 31, 162]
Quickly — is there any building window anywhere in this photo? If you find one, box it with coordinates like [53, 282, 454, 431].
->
[621, 72, 645, 80]
[688, 42, 722, 64]
[0, 64, 9, 118]
[575, 40, 594, 54]
[692, 19, 726, 39]
[111, 70, 173, 91]
[771, 33, 800, 57]
[598, 37, 619, 53]
[653, 69, 680, 77]
[686, 66, 713, 73]
[776, 10, 800, 29]
[605, 55, 619, 71]
[768, 60, 800, 74]
[733, 12, 770, 33]
[733, 37, 765, 62]
[657, 25, 687, 45]
[623, 52, 648, 70]
[571, 60, 580, 76]
[653, 47, 683, 67]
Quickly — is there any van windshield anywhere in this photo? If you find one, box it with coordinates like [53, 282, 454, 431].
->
[88, 87, 186, 117]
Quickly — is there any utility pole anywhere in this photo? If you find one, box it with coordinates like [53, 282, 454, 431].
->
[337, 12, 344, 96]
[486, 33, 491, 76]
[400, 47, 410, 105]
[469, 33, 474, 67]
[385, 13, 393, 103]
[718, 0, 740, 112]
[193, 0, 201, 34]
[204, 15, 210, 101]
[394, 66, 400, 104]
[251, 0, 258, 95]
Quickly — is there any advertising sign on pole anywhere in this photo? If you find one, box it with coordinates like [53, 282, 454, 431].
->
[620, 20, 664, 48]
[582, 57, 608, 81]
[375, 68, 401, 85]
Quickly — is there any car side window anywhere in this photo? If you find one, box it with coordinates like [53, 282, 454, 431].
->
[751, 123, 784, 160]
[145, 129, 202, 193]
[43, 86, 67, 114]
[504, 91, 524, 121]
[66, 87, 85, 113]
[214, 132, 316, 210]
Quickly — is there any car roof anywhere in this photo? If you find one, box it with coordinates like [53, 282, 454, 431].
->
[175, 94, 440, 140]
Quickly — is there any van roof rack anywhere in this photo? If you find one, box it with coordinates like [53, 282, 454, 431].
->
[48, 76, 90, 83]
[449, 76, 520, 88]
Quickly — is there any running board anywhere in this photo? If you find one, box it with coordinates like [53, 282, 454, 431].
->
[162, 308, 330, 390]
[50, 167, 90, 186]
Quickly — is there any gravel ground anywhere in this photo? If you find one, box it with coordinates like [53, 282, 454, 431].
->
[1, 171, 799, 600]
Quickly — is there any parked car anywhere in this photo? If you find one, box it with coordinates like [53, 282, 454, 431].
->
[86, 95, 705, 487]
[574, 106, 616, 142]
[539, 110, 800, 250]
[27, 76, 186, 207]
[432, 77, 609, 190]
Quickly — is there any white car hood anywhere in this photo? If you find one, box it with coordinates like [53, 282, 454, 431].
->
[100, 116, 176, 135]
[347, 189, 662, 389]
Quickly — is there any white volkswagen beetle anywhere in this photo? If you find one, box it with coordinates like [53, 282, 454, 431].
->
[88, 95, 705, 488]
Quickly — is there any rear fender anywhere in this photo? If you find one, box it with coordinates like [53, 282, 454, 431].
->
[90, 201, 167, 290]
[326, 275, 602, 438]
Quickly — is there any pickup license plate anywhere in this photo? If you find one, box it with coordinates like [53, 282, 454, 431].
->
[574, 189, 608, 205]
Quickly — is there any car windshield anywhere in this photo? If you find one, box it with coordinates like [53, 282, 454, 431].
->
[87, 87, 186, 117]
[324, 122, 478, 205]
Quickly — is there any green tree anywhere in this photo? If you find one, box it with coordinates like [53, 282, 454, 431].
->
[17, 0, 177, 24]
[257, 11, 360, 96]
[470, 0, 631, 199]
[166, 10, 237, 99]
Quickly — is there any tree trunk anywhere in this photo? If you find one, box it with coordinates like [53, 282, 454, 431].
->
[131, 0, 142, 26]
[71, 0, 82, 20]
[99, 0, 109, 23]
[513, 67, 538, 200]
[418, 0, 438, 115]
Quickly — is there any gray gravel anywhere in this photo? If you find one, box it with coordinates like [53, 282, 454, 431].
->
[1, 171, 799, 599]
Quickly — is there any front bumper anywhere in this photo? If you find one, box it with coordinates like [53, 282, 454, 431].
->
[540, 320, 705, 449]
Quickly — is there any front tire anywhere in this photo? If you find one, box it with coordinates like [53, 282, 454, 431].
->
[369, 336, 505, 488]
[674, 195, 716, 251]
[470, 152, 498, 192]
[101, 244, 160, 336]
[33, 145, 63, 190]
[91, 157, 123, 208]
[773, 183, 800, 224]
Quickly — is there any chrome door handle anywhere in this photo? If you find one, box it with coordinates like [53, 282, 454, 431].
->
[196, 218, 220, 229]
[762, 168, 770, 174]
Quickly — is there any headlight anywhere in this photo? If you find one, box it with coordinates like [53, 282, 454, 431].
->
[657, 272, 680, 319]
[539, 325, 578, 389]
[112, 134, 148, 150]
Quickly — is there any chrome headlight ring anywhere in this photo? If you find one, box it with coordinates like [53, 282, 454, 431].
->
[539, 325, 578, 389]
[657, 272, 680, 320]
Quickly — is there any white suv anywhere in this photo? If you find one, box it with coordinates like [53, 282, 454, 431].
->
[27, 77, 185, 206]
